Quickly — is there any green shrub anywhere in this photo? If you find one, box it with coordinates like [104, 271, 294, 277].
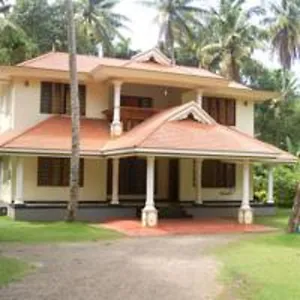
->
[254, 162, 300, 207]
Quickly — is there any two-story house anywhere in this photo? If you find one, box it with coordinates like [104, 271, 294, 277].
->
[0, 48, 296, 226]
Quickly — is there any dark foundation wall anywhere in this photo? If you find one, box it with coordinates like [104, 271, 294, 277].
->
[7, 202, 275, 222]
[8, 204, 137, 222]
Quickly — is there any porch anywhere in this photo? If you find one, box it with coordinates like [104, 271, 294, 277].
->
[101, 218, 277, 237]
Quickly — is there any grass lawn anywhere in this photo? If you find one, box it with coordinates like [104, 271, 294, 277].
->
[0, 216, 122, 243]
[216, 208, 300, 300]
[0, 256, 31, 287]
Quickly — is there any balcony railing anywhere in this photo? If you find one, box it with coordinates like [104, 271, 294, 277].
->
[103, 106, 161, 131]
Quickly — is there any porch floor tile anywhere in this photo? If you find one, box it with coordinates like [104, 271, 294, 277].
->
[100, 218, 276, 237]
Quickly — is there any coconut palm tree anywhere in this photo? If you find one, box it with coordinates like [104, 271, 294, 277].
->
[77, 0, 128, 55]
[139, 0, 207, 64]
[66, 0, 80, 222]
[0, 0, 10, 13]
[199, 0, 265, 82]
[264, 0, 300, 70]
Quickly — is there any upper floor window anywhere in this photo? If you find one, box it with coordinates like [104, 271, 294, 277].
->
[203, 97, 235, 126]
[121, 95, 153, 108]
[40, 82, 86, 116]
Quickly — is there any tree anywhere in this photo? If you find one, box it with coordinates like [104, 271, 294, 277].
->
[0, 0, 36, 65]
[76, 0, 128, 56]
[265, 0, 300, 70]
[139, 0, 207, 64]
[66, 0, 80, 222]
[0, 0, 10, 13]
[112, 38, 138, 59]
[200, 0, 265, 82]
[288, 183, 300, 232]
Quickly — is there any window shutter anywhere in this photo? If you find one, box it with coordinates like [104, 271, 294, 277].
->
[202, 160, 236, 188]
[219, 99, 227, 124]
[226, 99, 236, 126]
[79, 159, 84, 187]
[79, 85, 86, 116]
[37, 157, 84, 187]
[40, 82, 53, 113]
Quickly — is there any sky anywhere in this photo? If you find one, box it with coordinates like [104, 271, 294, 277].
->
[112, 0, 300, 74]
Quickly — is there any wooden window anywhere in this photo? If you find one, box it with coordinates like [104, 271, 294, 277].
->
[203, 97, 236, 125]
[107, 157, 157, 195]
[201, 160, 236, 188]
[37, 157, 84, 187]
[121, 96, 153, 108]
[40, 82, 86, 116]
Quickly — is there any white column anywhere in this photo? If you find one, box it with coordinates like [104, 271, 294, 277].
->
[111, 80, 123, 137]
[267, 165, 274, 204]
[15, 157, 24, 204]
[111, 158, 119, 205]
[239, 160, 253, 224]
[241, 160, 250, 209]
[145, 156, 155, 209]
[196, 89, 203, 107]
[195, 158, 203, 204]
[142, 156, 158, 227]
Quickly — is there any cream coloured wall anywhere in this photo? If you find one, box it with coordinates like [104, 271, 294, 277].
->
[179, 159, 253, 202]
[0, 84, 13, 133]
[181, 91, 254, 136]
[23, 157, 107, 202]
[236, 100, 254, 136]
[0, 156, 14, 203]
[86, 82, 109, 119]
[10, 79, 110, 133]
[121, 83, 183, 109]
[12, 79, 49, 130]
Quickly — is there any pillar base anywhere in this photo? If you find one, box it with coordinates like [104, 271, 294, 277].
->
[142, 207, 158, 227]
[110, 200, 119, 205]
[14, 199, 24, 205]
[110, 122, 123, 137]
[238, 207, 253, 225]
[194, 200, 203, 205]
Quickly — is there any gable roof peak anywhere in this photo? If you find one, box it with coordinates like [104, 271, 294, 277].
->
[168, 101, 216, 125]
[131, 47, 172, 66]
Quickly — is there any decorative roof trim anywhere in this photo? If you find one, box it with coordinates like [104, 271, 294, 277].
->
[131, 47, 172, 66]
[168, 101, 216, 124]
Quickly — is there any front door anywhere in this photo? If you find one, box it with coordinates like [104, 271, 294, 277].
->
[168, 159, 179, 201]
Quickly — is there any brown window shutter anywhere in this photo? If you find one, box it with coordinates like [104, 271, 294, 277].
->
[79, 85, 86, 116]
[79, 159, 84, 187]
[202, 160, 236, 188]
[107, 159, 112, 194]
[40, 82, 53, 113]
[219, 99, 227, 124]
[202, 97, 209, 113]
[226, 99, 236, 126]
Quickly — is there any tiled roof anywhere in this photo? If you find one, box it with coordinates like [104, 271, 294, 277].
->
[0, 116, 110, 155]
[18, 52, 226, 81]
[103, 104, 296, 162]
[0, 104, 295, 162]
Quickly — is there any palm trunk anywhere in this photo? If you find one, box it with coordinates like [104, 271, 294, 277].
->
[287, 183, 300, 233]
[66, 0, 80, 222]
